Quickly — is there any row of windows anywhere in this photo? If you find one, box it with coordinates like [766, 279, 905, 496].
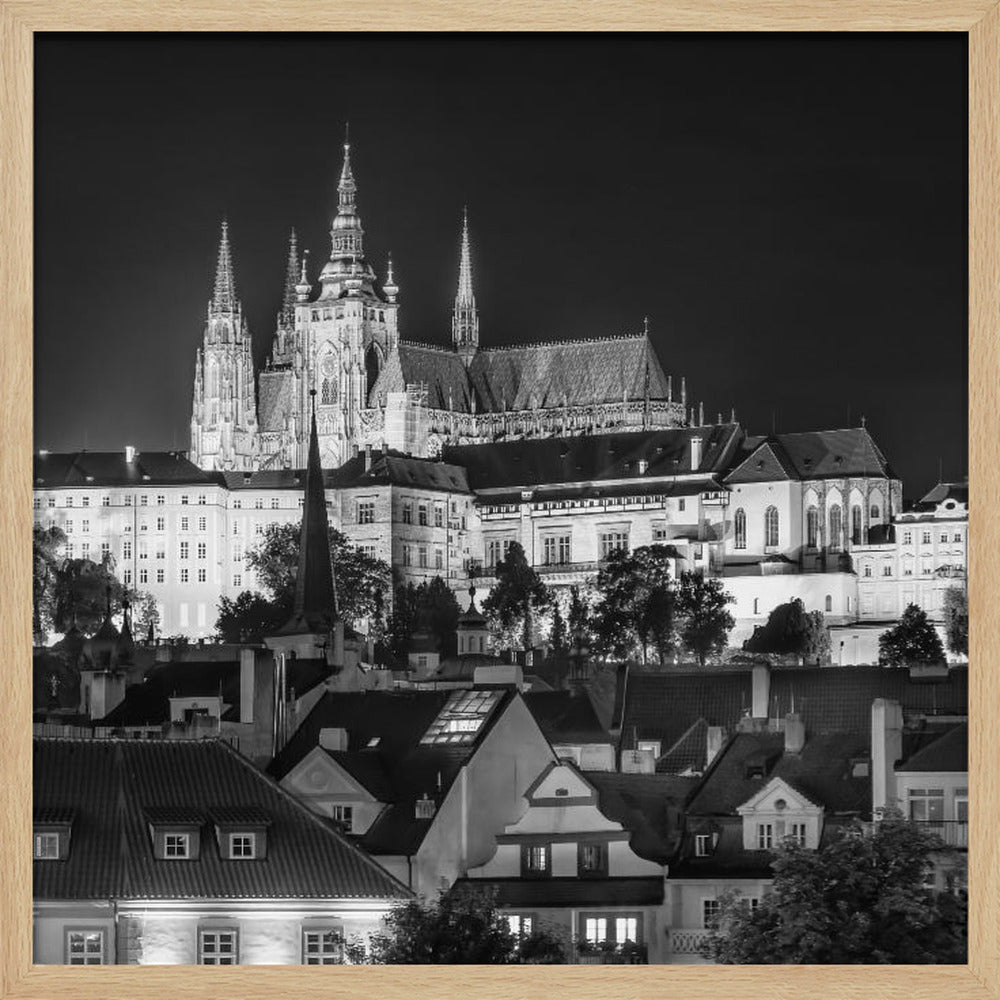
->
[861, 556, 965, 578]
[397, 499, 463, 528]
[36, 493, 213, 509]
[120, 567, 209, 586]
[55, 516, 212, 534]
[59, 927, 345, 965]
[901, 530, 965, 545]
[401, 544, 446, 570]
[521, 842, 609, 878]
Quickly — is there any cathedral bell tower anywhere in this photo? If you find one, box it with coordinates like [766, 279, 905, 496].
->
[452, 207, 479, 365]
[190, 221, 258, 471]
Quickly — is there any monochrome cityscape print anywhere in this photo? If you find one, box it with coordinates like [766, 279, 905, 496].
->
[32, 35, 968, 965]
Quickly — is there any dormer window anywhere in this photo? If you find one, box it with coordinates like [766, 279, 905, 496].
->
[165, 833, 190, 858]
[229, 833, 256, 859]
[33, 832, 60, 859]
[694, 834, 711, 857]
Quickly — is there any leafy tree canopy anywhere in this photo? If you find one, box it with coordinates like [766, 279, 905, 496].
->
[674, 571, 735, 667]
[245, 521, 391, 630]
[215, 590, 291, 644]
[705, 815, 966, 964]
[387, 576, 462, 659]
[346, 885, 567, 965]
[879, 603, 946, 666]
[743, 598, 830, 665]
[482, 542, 550, 651]
[942, 586, 968, 657]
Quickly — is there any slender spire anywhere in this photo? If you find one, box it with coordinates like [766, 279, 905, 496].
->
[212, 219, 237, 313]
[452, 207, 479, 363]
[281, 228, 299, 326]
[277, 392, 338, 634]
[328, 132, 365, 264]
[383, 254, 399, 301]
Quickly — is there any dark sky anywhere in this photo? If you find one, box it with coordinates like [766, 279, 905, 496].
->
[34, 34, 967, 499]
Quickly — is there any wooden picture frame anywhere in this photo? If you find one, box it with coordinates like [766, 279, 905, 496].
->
[1, 4, 996, 997]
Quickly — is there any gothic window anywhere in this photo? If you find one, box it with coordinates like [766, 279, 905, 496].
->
[365, 343, 382, 398]
[321, 378, 336, 406]
[851, 505, 863, 545]
[806, 506, 819, 549]
[734, 508, 747, 550]
[829, 505, 842, 551]
[764, 506, 779, 548]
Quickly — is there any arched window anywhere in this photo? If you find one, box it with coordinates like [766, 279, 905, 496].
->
[870, 504, 881, 520]
[764, 506, 779, 548]
[829, 505, 842, 551]
[825, 594, 833, 613]
[321, 378, 336, 406]
[806, 506, 819, 549]
[851, 505, 862, 545]
[734, 508, 746, 550]
[365, 343, 382, 398]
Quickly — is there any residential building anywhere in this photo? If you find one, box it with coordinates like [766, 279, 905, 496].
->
[33, 737, 409, 965]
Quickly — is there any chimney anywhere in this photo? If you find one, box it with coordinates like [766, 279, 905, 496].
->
[871, 698, 903, 817]
[690, 436, 702, 471]
[239, 648, 255, 724]
[783, 712, 805, 754]
[318, 727, 349, 752]
[751, 665, 770, 719]
[124, 445, 136, 463]
[364, 443, 372, 472]
[706, 725, 725, 768]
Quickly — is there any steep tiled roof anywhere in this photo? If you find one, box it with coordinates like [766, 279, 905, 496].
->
[269, 689, 516, 856]
[33, 738, 409, 901]
[468, 334, 672, 411]
[34, 451, 221, 488]
[586, 772, 697, 864]
[454, 875, 664, 907]
[368, 342, 475, 411]
[726, 428, 894, 484]
[897, 722, 967, 773]
[444, 425, 742, 494]
[257, 367, 296, 433]
[619, 666, 968, 758]
[523, 691, 610, 745]
[915, 482, 969, 511]
[684, 732, 871, 817]
[99, 657, 329, 727]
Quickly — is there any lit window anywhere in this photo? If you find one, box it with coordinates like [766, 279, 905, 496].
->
[199, 929, 237, 965]
[33, 832, 59, 859]
[757, 823, 773, 849]
[523, 844, 550, 875]
[229, 833, 255, 858]
[694, 834, 711, 857]
[421, 689, 502, 745]
[164, 833, 189, 858]
[303, 929, 343, 964]
[67, 930, 104, 965]
[583, 917, 607, 944]
[330, 805, 354, 832]
[615, 916, 638, 943]
[505, 914, 534, 940]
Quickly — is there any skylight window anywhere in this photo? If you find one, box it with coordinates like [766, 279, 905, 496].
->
[420, 690, 502, 745]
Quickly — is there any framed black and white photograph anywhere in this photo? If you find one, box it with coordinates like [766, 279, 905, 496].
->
[2, 5, 998, 1000]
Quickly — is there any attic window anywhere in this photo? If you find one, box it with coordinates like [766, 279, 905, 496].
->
[229, 833, 256, 859]
[421, 689, 502, 745]
[33, 831, 60, 859]
[366, 737, 381, 748]
[774, 798, 787, 811]
[745, 763, 766, 780]
[756, 460, 765, 469]
[555, 787, 569, 797]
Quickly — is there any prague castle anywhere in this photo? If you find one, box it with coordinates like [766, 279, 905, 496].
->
[189, 141, 690, 473]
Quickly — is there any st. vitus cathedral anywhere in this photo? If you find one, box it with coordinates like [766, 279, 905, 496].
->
[189, 141, 694, 472]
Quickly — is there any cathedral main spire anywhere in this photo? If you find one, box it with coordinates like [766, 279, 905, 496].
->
[452, 207, 479, 364]
[330, 130, 364, 260]
[212, 219, 237, 314]
[280, 228, 299, 327]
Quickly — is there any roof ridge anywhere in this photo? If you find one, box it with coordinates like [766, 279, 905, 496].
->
[481, 332, 651, 354]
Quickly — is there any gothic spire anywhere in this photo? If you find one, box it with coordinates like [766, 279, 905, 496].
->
[452, 207, 479, 363]
[329, 130, 365, 263]
[212, 219, 237, 313]
[277, 393, 339, 634]
[281, 228, 299, 326]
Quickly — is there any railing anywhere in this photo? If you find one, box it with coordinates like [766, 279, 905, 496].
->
[576, 944, 648, 965]
[913, 820, 968, 848]
[668, 929, 710, 955]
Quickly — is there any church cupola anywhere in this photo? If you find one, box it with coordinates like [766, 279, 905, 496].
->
[383, 255, 399, 302]
[452, 208, 479, 365]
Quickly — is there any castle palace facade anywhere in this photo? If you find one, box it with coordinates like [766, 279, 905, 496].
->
[189, 142, 692, 472]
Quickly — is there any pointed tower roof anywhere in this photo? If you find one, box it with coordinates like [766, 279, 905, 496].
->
[276, 395, 339, 635]
[281, 228, 299, 326]
[212, 220, 237, 313]
[457, 207, 475, 305]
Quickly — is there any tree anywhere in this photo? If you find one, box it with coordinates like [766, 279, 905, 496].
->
[704, 815, 966, 964]
[942, 585, 968, 657]
[674, 571, 735, 666]
[743, 598, 830, 665]
[128, 589, 160, 640]
[33, 524, 67, 642]
[215, 590, 291, 644]
[245, 521, 392, 631]
[591, 545, 677, 664]
[50, 557, 129, 636]
[879, 603, 946, 666]
[549, 603, 568, 653]
[346, 884, 567, 964]
[482, 542, 550, 651]
[387, 576, 461, 659]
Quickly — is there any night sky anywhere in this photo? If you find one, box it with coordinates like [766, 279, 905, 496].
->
[34, 34, 967, 500]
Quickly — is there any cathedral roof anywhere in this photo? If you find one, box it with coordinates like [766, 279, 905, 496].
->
[469, 333, 672, 411]
[367, 332, 674, 415]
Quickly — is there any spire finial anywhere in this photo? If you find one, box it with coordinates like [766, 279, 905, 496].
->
[300, 248, 310, 284]
[281, 228, 300, 326]
[212, 218, 237, 313]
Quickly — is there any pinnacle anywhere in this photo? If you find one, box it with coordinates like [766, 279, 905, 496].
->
[212, 220, 237, 313]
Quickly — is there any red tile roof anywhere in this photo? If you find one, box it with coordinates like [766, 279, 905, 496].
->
[33, 737, 409, 901]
